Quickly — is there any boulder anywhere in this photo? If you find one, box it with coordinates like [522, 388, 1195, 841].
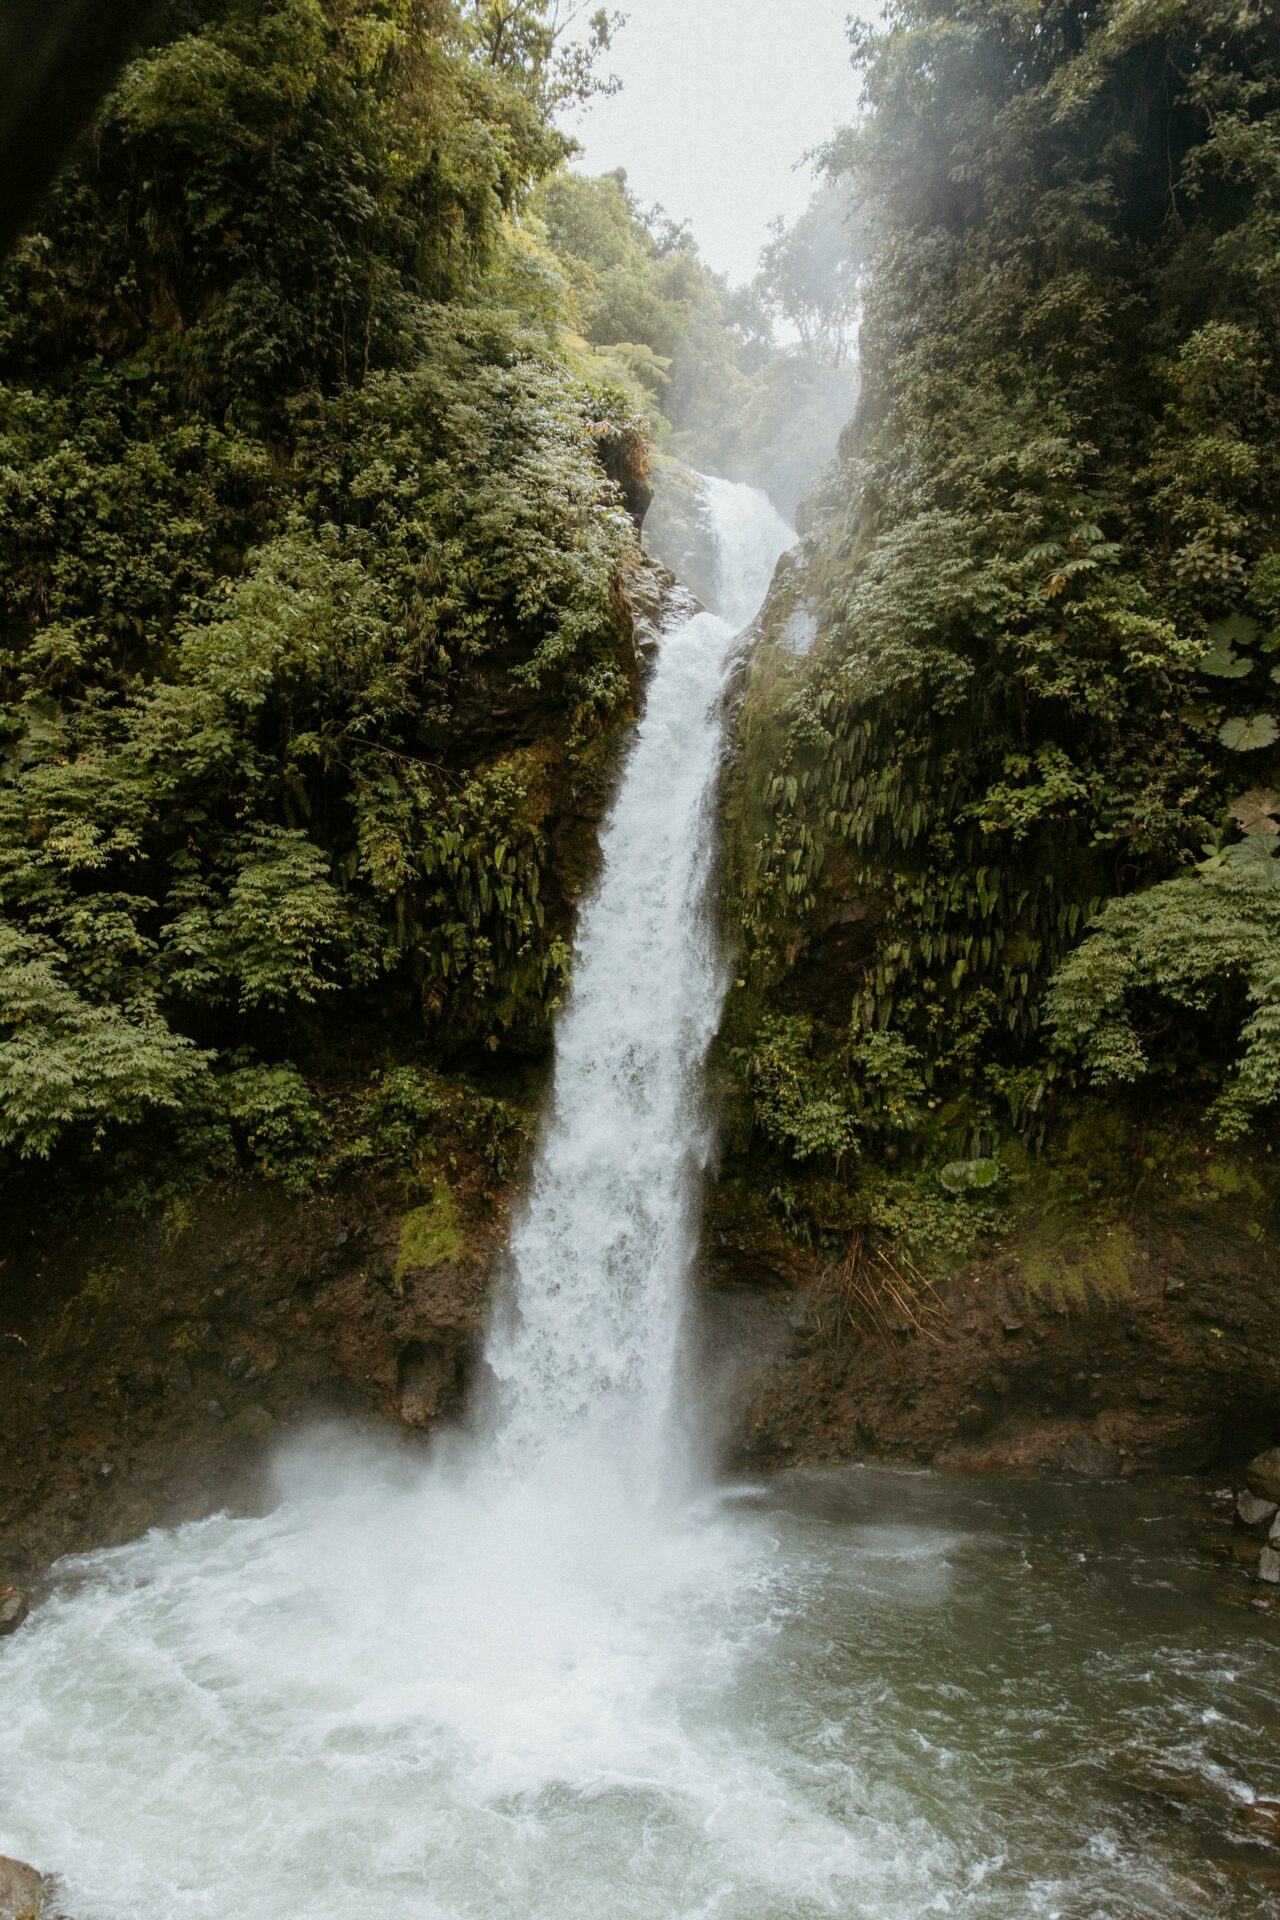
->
[1060, 1429, 1117, 1477]
[227, 1404, 273, 1442]
[0, 1856, 55, 1919]
[1259, 1546, 1280, 1586]
[0, 1586, 29, 1636]
[396, 1339, 464, 1429]
[1246, 1448, 1280, 1504]
[1236, 1491, 1279, 1530]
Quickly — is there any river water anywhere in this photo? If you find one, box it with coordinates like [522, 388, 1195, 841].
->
[1, 1456, 1277, 1918]
[1, 476, 1276, 1919]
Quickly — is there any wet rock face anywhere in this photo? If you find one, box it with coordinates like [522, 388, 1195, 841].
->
[0, 1185, 497, 1587]
[709, 1181, 1280, 1483]
[0, 1857, 59, 1920]
[644, 460, 719, 610]
[1060, 1430, 1119, 1478]
[594, 426, 653, 532]
[0, 1585, 29, 1635]
[396, 1340, 467, 1429]
[1240, 1799, 1280, 1843]
[625, 557, 700, 657]
[1246, 1447, 1280, 1504]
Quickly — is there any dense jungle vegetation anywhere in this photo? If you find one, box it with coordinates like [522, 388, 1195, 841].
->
[6, 0, 1278, 1255]
[725, 0, 1280, 1240]
[0, 0, 838, 1216]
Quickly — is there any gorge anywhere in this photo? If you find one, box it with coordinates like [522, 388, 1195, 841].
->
[2, 480, 1276, 1920]
[2, 2, 1280, 1915]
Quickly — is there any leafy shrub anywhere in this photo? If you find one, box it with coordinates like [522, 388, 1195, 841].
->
[365, 1067, 448, 1167]
[0, 924, 211, 1159]
[1047, 860, 1280, 1140]
[222, 1062, 328, 1193]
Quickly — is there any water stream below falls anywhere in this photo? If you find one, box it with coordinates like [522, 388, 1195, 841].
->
[2, 478, 1277, 1920]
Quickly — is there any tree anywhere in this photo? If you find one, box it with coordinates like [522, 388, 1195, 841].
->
[466, 1, 626, 114]
[755, 183, 865, 368]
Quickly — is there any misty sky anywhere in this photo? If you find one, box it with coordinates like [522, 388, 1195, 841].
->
[566, 0, 874, 285]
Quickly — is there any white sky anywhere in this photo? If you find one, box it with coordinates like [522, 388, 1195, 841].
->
[565, 0, 872, 285]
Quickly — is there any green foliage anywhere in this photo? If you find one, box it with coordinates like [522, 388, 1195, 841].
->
[938, 1157, 1000, 1196]
[222, 1061, 328, 1193]
[755, 184, 864, 370]
[726, 0, 1280, 1174]
[1220, 714, 1278, 752]
[1199, 613, 1262, 678]
[468, 1, 624, 115]
[0, 0, 655, 1206]
[527, 167, 858, 513]
[0, 923, 211, 1159]
[1047, 862, 1280, 1139]
[463, 1090, 534, 1179]
[735, 1014, 862, 1169]
[365, 1066, 448, 1165]
[733, 1016, 928, 1170]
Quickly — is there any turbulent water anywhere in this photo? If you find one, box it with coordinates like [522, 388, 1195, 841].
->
[3, 476, 1278, 1920]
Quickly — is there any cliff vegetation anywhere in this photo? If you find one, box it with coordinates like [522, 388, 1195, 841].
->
[0, 0, 827, 1231]
[722, 0, 1280, 1257]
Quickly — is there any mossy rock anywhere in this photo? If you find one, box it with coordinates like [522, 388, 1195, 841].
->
[395, 1181, 465, 1290]
[1020, 1219, 1138, 1308]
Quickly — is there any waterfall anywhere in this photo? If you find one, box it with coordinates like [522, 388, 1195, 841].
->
[0, 475, 817, 1920]
[481, 474, 795, 1498]
[698, 472, 796, 632]
[0, 475, 1250, 1920]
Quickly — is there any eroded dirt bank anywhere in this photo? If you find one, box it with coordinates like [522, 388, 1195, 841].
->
[708, 1182, 1279, 1482]
[0, 1179, 503, 1587]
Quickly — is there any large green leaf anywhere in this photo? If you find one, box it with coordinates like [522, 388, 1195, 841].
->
[1222, 835, 1280, 885]
[1220, 714, 1279, 752]
[1198, 642, 1253, 679]
[1230, 788, 1280, 834]
[1206, 613, 1261, 650]
[939, 1156, 1001, 1195]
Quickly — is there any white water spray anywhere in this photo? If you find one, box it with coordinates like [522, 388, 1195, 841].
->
[0, 475, 815, 1920]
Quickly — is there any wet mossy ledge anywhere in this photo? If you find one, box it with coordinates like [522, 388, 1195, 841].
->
[705, 1106, 1280, 1488]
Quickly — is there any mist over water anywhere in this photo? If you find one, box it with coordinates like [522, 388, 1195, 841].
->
[1, 478, 1275, 1920]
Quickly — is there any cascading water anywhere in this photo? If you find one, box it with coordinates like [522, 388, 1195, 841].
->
[481, 471, 793, 1501]
[2, 477, 1275, 1920]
